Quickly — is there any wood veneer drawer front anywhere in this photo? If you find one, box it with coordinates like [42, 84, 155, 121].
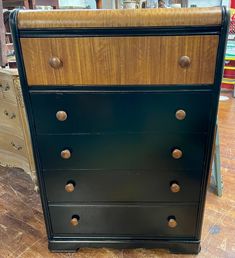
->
[49, 204, 198, 237]
[37, 133, 206, 170]
[21, 35, 218, 86]
[30, 91, 212, 134]
[44, 169, 202, 203]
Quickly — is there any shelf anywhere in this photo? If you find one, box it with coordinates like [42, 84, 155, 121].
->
[222, 78, 235, 84]
[224, 66, 235, 70]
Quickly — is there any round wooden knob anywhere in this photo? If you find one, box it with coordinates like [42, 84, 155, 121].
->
[56, 111, 67, 121]
[61, 149, 71, 159]
[175, 109, 186, 120]
[70, 217, 79, 226]
[170, 182, 180, 193]
[168, 218, 177, 228]
[49, 57, 63, 69]
[179, 56, 191, 68]
[172, 149, 182, 159]
[65, 182, 75, 193]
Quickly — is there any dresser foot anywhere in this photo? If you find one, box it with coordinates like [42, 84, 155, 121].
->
[49, 242, 79, 253]
[169, 242, 201, 254]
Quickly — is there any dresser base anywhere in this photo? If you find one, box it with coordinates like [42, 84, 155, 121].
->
[48, 239, 201, 254]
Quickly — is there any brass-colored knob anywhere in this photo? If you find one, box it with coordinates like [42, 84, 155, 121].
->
[175, 109, 186, 120]
[49, 57, 63, 69]
[61, 149, 71, 159]
[172, 149, 182, 159]
[56, 111, 67, 121]
[179, 56, 191, 68]
[65, 182, 75, 193]
[70, 217, 79, 226]
[168, 218, 177, 228]
[170, 182, 180, 193]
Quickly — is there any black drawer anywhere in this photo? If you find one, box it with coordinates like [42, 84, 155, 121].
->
[37, 133, 206, 170]
[30, 91, 212, 134]
[49, 204, 198, 237]
[44, 169, 202, 203]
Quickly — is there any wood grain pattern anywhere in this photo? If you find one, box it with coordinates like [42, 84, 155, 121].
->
[0, 92, 235, 257]
[21, 35, 219, 86]
[17, 7, 222, 29]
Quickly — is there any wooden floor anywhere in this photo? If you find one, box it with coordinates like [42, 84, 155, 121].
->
[0, 92, 235, 258]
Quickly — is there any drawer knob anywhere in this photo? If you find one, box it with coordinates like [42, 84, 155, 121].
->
[172, 149, 182, 159]
[1, 82, 10, 91]
[179, 56, 191, 68]
[56, 111, 67, 121]
[170, 182, 181, 193]
[11, 141, 23, 151]
[61, 149, 71, 159]
[65, 182, 75, 193]
[49, 57, 63, 69]
[168, 217, 177, 228]
[175, 109, 186, 120]
[71, 216, 79, 226]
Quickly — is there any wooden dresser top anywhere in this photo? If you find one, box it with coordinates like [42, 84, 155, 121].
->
[17, 7, 222, 29]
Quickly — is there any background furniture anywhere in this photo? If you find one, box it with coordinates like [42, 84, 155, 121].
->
[2, 0, 30, 9]
[222, 55, 235, 96]
[2, 0, 58, 9]
[0, 0, 6, 67]
[11, 7, 228, 254]
[29, 0, 59, 9]
[222, 9, 235, 95]
[0, 68, 37, 190]
[59, 0, 101, 9]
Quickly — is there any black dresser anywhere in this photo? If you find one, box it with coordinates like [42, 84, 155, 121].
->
[10, 7, 229, 254]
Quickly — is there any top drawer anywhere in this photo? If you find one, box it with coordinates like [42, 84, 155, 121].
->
[20, 35, 218, 86]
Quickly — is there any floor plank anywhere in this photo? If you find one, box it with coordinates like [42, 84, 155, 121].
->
[0, 92, 235, 258]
